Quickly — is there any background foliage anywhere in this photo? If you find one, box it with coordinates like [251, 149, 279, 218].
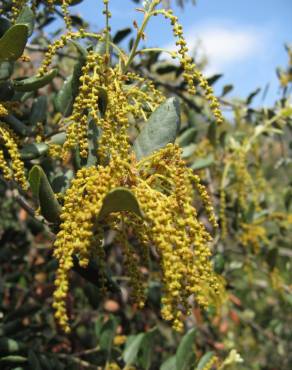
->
[0, 1, 291, 369]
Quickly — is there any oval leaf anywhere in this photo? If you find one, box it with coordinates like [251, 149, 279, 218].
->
[28, 165, 61, 223]
[133, 97, 180, 160]
[20, 143, 49, 160]
[0, 24, 29, 61]
[14, 69, 58, 92]
[16, 6, 34, 36]
[191, 154, 215, 170]
[123, 333, 145, 366]
[160, 356, 176, 370]
[97, 187, 143, 221]
[176, 328, 197, 370]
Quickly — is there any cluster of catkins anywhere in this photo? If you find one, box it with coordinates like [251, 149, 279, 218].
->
[51, 46, 224, 332]
[0, 0, 225, 333]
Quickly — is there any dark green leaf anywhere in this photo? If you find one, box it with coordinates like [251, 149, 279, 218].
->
[246, 88, 261, 105]
[113, 28, 132, 44]
[123, 333, 145, 366]
[0, 24, 29, 61]
[16, 6, 34, 36]
[13, 69, 58, 92]
[221, 84, 233, 96]
[97, 87, 108, 117]
[29, 96, 47, 126]
[0, 80, 14, 100]
[0, 338, 25, 354]
[207, 121, 217, 146]
[0, 17, 11, 38]
[156, 63, 179, 75]
[133, 97, 180, 160]
[176, 328, 196, 370]
[213, 254, 225, 274]
[195, 352, 215, 370]
[28, 350, 42, 370]
[99, 316, 118, 358]
[20, 143, 49, 160]
[3, 114, 28, 136]
[28, 165, 61, 223]
[0, 61, 14, 80]
[97, 188, 144, 221]
[207, 74, 222, 85]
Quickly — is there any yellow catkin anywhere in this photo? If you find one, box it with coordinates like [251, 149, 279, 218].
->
[219, 188, 227, 239]
[10, 0, 27, 22]
[61, 0, 72, 30]
[156, 8, 224, 124]
[37, 29, 95, 76]
[238, 223, 268, 254]
[0, 124, 27, 190]
[0, 104, 8, 117]
[0, 149, 12, 180]
[53, 145, 223, 332]
[201, 355, 218, 370]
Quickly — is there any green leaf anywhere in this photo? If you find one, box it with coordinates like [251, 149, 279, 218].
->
[99, 316, 118, 358]
[55, 75, 73, 116]
[0, 81, 14, 100]
[191, 154, 214, 170]
[156, 63, 180, 75]
[221, 84, 233, 97]
[0, 61, 14, 80]
[49, 132, 67, 145]
[177, 127, 197, 147]
[175, 328, 197, 370]
[29, 96, 47, 126]
[0, 17, 11, 38]
[246, 87, 261, 105]
[16, 6, 34, 36]
[213, 254, 225, 274]
[20, 143, 49, 160]
[113, 28, 132, 44]
[3, 114, 28, 136]
[207, 121, 217, 147]
[28, 351, 42, 370]
[28, 165, 61, 223]
[195, 352, 215, 370]
[97, 188, 143, 221]
[133, 97, 180, 160]
[55, 53, 86, 116]
[0, 338, 25, 354]
[123, 333, 145, 366]
[13, 69, 58, 92]
[160, 356, 176, 370]
[138, 329, 157, 370]
[0, 355, 27, 364]
[97, 86, 108, 117]
[0, 24, 29, 61]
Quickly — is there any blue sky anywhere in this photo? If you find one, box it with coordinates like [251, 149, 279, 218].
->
[69, 0, 292, 105]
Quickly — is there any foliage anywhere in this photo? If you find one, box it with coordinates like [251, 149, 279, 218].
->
[0, 1, 291, 370]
